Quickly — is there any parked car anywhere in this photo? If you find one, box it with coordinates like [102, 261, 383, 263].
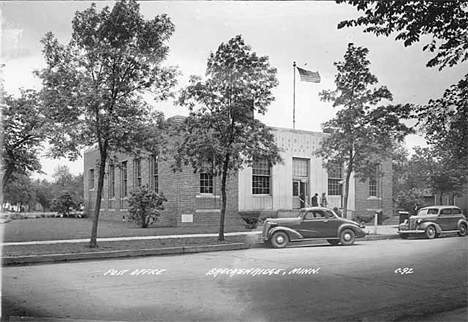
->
[398, 205, 467, 239]
[262, 207, 367, 248]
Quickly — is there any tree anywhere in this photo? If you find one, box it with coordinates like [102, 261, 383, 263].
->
[36, 0, 177, 247]
[392, 145, 428, 212]
[337, 1, 468, 70]
[51, 165, 84, 210]
[33, 178, 54, 211]
[417, 75, 468, 180]
[409, 146, 465, 205]
[128, 185, 166, 228]
[316, 43, 413, 218]
[174, 35, 283, 241]
[2, 89, 45, 190]
[337, 1, 468, 181]
[3, 173, 36, 212]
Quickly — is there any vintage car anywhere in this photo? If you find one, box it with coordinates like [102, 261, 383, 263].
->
[398, 205, 467, 239]
[262, 207, 367, 248]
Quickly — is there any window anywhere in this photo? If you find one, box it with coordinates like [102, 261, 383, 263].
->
[252, 159, 271, 195]
[121, 161, 128, 197]
[369, 164, 379, 197]
[293, 158, 308, 177]
[109, 164, 115, 198]
[150, 155, 159, 193]
[327, 162, 342, 196]
[453, 208, 462, 215]
[200, 172, 214, 194]
[133, 158, 141, 188]
[369, 179, 377, 197]
[89, 169, 95, 190]
[441, 209, 452, 215]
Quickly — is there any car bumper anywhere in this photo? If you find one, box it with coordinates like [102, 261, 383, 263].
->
[398, 229, 425, 234]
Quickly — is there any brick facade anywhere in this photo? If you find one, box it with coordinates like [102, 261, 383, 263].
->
[354, 159, 393, 219]
[83, 147, 244, 231]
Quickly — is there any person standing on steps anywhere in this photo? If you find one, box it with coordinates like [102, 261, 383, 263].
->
[320, 192, 328, 208]
[311, 193, 319, 207]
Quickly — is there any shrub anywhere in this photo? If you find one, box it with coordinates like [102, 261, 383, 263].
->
[354, 211, 389, 225]
[128, 185, 167, 228]
[239, 211, 262, 229]
[52, 192, 77, 216]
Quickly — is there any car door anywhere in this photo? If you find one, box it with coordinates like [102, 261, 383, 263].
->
[451, 208, 464, 230]
[437, 208, 454, 231]
[299, 211, 321, 238]
[311, 210, 342, 238]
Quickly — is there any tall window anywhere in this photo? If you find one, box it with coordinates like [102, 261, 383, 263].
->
[121, 161, 128, 197]
[369, 164, 379, 197]
[327, 162, 342, 196]
[133, 158, 141, 188]
[293, 158, 308, 177]
[252, 159, 271, 195]
[89, 169, 95, 190]
[109, 164, 115, 198]
[200, 172, 213, 194]
[150, 155, 159, 193]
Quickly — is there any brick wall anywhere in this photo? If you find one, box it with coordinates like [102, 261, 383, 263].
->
[83, 147, 245, 231]
[354, 159, 393, 220]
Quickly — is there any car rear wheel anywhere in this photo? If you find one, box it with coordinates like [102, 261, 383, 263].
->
[425, 226, 437, 239]
[458, 223, 467, 237]
[339, 229, 356, 246]
[270, 231, 289, 248]
[327, 239, 340, 246]
[400, 233, 409, 239]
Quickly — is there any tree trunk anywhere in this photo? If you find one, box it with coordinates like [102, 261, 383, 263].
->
[2, 166, 14, 190]
[89, 144, 108, 248]
[343, 148, 354, 219]
[219, 153, 230, 241]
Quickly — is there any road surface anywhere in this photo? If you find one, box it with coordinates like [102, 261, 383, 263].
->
[2, 237, 467, 321]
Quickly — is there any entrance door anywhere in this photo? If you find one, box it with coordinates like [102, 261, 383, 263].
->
[293, 180, 307, 209]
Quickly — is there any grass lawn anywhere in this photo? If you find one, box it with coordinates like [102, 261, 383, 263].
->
[2, 235, 252, 257]
[2, 217, 255, 243]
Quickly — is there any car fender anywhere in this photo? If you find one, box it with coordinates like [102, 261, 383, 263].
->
[267, 226, 303, 241]
[419, 221, 442, 234]
[457, 218, 468, 229]
[337, 223, 362, 237]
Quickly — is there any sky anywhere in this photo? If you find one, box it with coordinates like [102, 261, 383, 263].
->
[2, 1, 467, 181]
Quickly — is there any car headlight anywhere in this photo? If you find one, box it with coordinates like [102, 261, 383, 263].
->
[403, 219, 409, 225]
[416, 219, 423, 224]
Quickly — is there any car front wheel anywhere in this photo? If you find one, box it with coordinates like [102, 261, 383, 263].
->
[270, 231, 289, 248]
[327, 239, 340, 246]
[458, 223, 467, 237]
[425, 226, 437, 239]
[339, 229, 356, 246]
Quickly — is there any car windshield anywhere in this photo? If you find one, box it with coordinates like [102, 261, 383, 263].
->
[417, 208, 439, 216]
[296, 210, 306, 218]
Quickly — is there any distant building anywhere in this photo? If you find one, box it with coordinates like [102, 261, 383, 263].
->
[83, 121, 393, 231]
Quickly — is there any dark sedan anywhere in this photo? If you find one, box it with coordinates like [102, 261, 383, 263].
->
[262, 207, 367, 248]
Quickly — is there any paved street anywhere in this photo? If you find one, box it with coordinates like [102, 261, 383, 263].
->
[2, 237, 467, 321]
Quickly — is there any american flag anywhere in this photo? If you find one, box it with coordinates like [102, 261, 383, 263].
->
[297, 67, 321, 83]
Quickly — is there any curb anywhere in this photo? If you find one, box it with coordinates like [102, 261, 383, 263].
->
[2, 243, 246, 266]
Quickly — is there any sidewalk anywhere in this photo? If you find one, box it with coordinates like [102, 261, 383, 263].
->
[2, 224, 399, 246]
[2, 224, 400, 266]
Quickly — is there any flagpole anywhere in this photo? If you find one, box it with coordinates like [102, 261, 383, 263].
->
[293, 61, 296, 130]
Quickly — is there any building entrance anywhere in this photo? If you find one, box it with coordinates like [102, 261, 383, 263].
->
[293, 180, 308, 209]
